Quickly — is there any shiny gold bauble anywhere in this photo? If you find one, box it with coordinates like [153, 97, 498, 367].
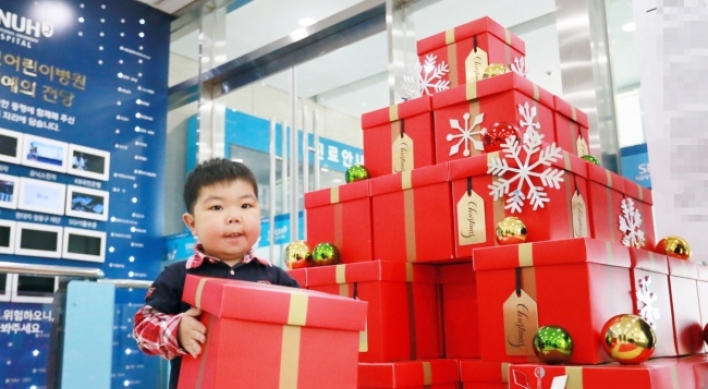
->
[284, 240, 312, 270]
[601, 314, 656, 364]
[581, 155, 601, 166]
[482, 63, 510, 79]
[533, 326, 574, 365]
[345, 165, 369, 183]
[495, 217, 527, 245]
[311, 242, 340, 267]
[656, 236, 692, 260]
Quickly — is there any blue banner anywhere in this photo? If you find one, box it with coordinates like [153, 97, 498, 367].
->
[620, 143, 651, 189]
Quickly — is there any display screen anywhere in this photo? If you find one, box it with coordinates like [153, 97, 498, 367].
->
[0, 225, 10, 248]
[16, 275, 55, 296]
[67, 233, 102, 256]
[25, 140, 65, 167]
[0, 180, 15, 203]
[20, 229, 59, 252]
[0, 135, 18, 158]
[69, 191, 105, 215]
[71, 150, 106, 175]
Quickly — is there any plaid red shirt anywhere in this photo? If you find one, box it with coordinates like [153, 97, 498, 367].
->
[133, 245, 271, 359]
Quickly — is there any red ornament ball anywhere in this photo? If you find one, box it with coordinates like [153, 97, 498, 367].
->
[483, 122, 521, 152]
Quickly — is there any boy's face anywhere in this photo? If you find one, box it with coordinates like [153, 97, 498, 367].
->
[182, 179, 261, 262]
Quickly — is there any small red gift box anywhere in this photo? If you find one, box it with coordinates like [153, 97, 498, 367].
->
[307, 260, 441, 363]
[696, 263, 708, 352]
[628, 247, 677, 357]
[417, 16, 525, 88]
[667, 257, 704, 355]
[361, 96, 435, 178]
[474, 238, 633, 364]
[179, 275, 367, 389]
[358, 360, 460, 389]
[432, 72, 556, 163]
[287, 268, 308, 288]
[585, 163, 626, 244]
[622, 178, 656, 249]
[439, 262, 479, 358]
[459, 359, 509, 389]
[449, 152, 590, 258]
[553, 96, 590, 157]
[371, 163, 455, 263]
[304, 180, 373, 263]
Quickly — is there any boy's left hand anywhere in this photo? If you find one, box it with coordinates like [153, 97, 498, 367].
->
[179, 307, 206, 358]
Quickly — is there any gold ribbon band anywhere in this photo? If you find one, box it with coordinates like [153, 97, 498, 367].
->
[405, 263, 414, 282]
[404, 188, 417, 262]
[287, 292, 309, 326]
[389, 104, 399, 122]
[501, 363, 509, 383]
[637, 183, 644, 201]
[670, 365, 680, 389]
[565, 366, 583, 389]
[279, 326, 301, 389]
[195, 277, 208, 309]
[338, 283, 349, 298]
[466, 81, 477, 100]
[605, 170, 613, 188]
[518, 243, 533, 267]
[505, 29, 512, 45]
[445, 29, 455, 45]
[571, 106, 577, 122]
[335, 264, 346, 284]
[533, 84, 540, 101]
[330, 186, 340, 204]
[391, 120, 401, 143]
[605, 241, 615, 266]
[422, 362, 432, 385]
[401, 170, 413, 190]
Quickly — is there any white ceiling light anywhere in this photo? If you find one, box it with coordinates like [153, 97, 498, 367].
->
[299, 18, 316, 27]
[621, 22, 636, 32]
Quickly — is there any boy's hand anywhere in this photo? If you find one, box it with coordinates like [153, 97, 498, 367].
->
[178, 307, 206, 358]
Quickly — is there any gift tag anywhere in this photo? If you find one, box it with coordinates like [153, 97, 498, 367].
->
[392, 132, 414, 173]
[572, 190, 589, 238]
[576, 135, 590, 157]
[503, 289, 539, 356]
[457, 189, 486, 245]
[465, 47, 489, 83]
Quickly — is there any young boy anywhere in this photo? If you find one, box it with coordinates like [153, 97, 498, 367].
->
[133, 158, 300, 389]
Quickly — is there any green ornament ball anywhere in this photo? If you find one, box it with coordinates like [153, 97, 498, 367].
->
[533, 325, 574, 365]
[345, 165, 369, 183]
[311, 242, 340, 266]
[581, 155, 601, 166]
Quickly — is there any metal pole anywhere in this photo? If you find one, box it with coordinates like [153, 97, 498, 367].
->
[269, 118, 277, 262]
[281, 120, 288, 216]
[313, 109, 321, 190]
[290, 67, 299, 242]
[302, 106, 309, 194]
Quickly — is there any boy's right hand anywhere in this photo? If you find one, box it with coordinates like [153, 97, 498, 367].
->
[178, 307, 207, 358]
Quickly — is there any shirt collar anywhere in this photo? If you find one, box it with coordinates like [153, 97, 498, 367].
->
[185, 244, 272, 269]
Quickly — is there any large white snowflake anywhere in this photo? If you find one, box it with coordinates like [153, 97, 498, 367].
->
[401, 54, 450, 99]
[511, 57, 528, 77]
[636, 276, 660, 328]
[619, 198, 645, 247]
[487, 129, 564, 213]
[447, 112, 485, 157]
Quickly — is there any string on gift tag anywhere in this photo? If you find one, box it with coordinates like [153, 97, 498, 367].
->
[473, 35, 479, 53]
[467, 176, 473, 196]
[400, 118, 406, 138]
[515, 267, 523, 297]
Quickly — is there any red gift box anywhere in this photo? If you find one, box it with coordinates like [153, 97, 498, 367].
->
[432, 72, 556, 163]
[440, 262, 479, 358]
[697, 263, 708, 352]
[371, 163, 455, 263]
[474, 238, 633, 364]
[667, 257, 704, 355]
[358, 360, 459, 389]
[585, 163, 626, 244]
[417, 16, 525, 88]
[449, 152, 590, 258]
[307, 260, 441, 362]
[622, 178, 656, 249]
[179, 275, 367, 389]
[361, 96, 435, 178]
[553, 96, 590, 157]
[304, 180, 373, 263]
[287, 268, 307, 288]
[628, 247, 677, 357]
[459, 359, 509, 389]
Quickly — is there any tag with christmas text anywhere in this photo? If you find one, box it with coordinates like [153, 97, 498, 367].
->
[457, 190, 486, 245]
[503, 289, 539, 356]
[392, 133, 414, 173]
[572, 190, 589, 238]
[576, 135, 590, 157]
[465, 47, 489, 83]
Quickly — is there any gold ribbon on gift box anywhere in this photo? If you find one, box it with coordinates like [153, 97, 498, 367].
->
[422, 361, 433, 386]
[564, 366, 584, 389]
[334, 264, 369, 353]
[401, 171, 418, 262]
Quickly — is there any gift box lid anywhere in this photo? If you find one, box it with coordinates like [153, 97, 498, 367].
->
[667, 257, 698, 280]
[287, 268, 308, 288]
[182, 275, 366, 331]
[629, 247, 669, 275]
[432, 72, 553, 111]
[417, 16, 525, 56]
[459, 359, 510, 384]
[586, 163, 626, 193]
[449, 150, 587, 180]
[474, 238, 632, 271]
[553, 95, 589, 127]
[622, 178, 653, 205]
[358, 360, 459, 387]
[304, 179, 370, 209]
[439, 261, 474, 284]
[307, 260, 437, 287]
[370, 162, 449, 196]
[361, 95, 432, 129]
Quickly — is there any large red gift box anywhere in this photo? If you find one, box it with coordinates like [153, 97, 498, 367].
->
[697, 262, 708, 352]
[361, 96, 435, 178]
[622, 178, 656, 249]
[417, 16, 525, 87]
[449, 152, 590, 257]
[585, 163, 626, 244]
[667, 257, 704, 355]
[307, 260, 441, 362]
[432, 72, 556, 163]
[628, 247, 677, 357]
[553, 95, 590, 157]
[459, 360, 509, 389]
[179, 275, 366, 389]
[358, 360, 460, 389]
[304, 180, 373, 263]
[474, 238, 633, 364]
[439, 262, 479, 358]
[371, 163, 455, 263]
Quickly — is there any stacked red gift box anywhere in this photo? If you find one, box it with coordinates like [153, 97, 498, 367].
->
[293, 16, 708, 389]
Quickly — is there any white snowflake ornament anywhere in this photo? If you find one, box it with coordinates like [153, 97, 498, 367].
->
[518, 102, 540, 139]
[447, 112, 486, 157]
[487, 129, 564, 213]
[619, 198, 646, 248]
[511, 57, 528, 77]
[401, 54, 451, 99]
[636, 276, 660, 328]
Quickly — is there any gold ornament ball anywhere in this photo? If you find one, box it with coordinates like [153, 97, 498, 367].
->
[311, 242, 340, 267]
[581, 155, 601, 166]
[345, 164, 370, 183]
[601, 314, 656, 364]
[656, 236, 691, 260]
[482, 63, 509, 79]
[533, 326, 574, 365]
[284, 240, 312, 270]
[495, 217, 527, 245]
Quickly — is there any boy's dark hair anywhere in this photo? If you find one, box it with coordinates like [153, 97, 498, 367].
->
[183, 158, 258, 214]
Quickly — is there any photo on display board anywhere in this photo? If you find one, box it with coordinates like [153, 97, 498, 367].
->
[65, 185, 109, 221]
[12, 274, 57, 304]
[62, 227, 106, 263]
[18, 178, 66, 216]
[0, 174, 19, 210]
[0, 219, 16, 255]
[21, 134, 69, 173]
[67, 144, 110, 181]
[0, 128, 23, 165]
[14, 222, 63, 259]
